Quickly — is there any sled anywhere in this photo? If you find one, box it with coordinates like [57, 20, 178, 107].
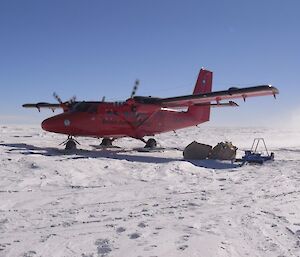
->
[241, 138, 274, 164]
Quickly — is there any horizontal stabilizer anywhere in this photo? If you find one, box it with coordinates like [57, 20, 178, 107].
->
[195, 101, 239, 107]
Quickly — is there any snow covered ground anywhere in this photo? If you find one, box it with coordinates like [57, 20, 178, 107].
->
[0, 125, 300, 257]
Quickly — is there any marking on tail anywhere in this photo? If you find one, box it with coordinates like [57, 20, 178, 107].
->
[188, 68, 213, 122]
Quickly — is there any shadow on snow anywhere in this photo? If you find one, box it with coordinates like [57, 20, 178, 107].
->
[0, 143, 240, 170]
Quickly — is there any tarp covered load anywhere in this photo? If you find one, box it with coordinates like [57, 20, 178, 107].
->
[209, 141, 237, 160]
[183, 141, 237, 160]
[183, 141, 212, 160]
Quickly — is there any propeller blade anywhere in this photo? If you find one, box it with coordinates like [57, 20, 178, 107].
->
[69, 95, 76, 103]
[53, 92, 63, 104]
[130, 79, 140, 98]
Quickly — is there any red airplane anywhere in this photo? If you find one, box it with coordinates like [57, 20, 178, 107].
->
[23, 69, 279, 150]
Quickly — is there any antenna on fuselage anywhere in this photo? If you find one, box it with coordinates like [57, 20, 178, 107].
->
[130, 79, 140, 98]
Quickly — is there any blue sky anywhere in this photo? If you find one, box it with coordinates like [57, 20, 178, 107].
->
[0, 0, 299, 126]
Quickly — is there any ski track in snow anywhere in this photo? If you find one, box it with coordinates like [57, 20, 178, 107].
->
[0, 125, 300, 257]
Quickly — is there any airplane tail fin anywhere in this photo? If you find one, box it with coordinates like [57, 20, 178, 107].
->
[192, 68, 213, 95]
[188, 68, 213, 122]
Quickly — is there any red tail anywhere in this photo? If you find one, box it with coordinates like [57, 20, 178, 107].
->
[193, 68, 213, 94]
[188, 68, 213, 122]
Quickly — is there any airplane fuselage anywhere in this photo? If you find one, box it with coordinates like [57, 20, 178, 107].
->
[41, 100, 208, 139]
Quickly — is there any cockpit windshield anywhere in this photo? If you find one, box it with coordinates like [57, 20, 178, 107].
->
[71, 102, 98, 113]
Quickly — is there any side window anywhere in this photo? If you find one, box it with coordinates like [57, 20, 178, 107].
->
[87, 104, 98, 113]
[106, 109, 113, 115]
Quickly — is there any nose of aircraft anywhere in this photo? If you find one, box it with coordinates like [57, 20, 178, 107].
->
[42, 117, 58, 132]
[41, 115, 72, 133]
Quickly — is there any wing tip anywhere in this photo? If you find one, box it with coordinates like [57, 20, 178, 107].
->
[268, 85, 279, 94]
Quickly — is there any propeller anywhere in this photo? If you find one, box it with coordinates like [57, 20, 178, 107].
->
[53, 92, 63, 104]
[53, 92, 76, 105]
[130, 79, 140, 98]
[69, 95, 76, 103]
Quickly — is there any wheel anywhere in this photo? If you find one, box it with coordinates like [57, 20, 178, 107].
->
[145, 138, 157, 148]
[65, 140, 77, 150]
[100, 138, 113, 147]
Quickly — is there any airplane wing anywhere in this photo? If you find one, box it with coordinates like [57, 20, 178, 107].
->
[22, 102, 67, 112]
[156, 85, 278, 108]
